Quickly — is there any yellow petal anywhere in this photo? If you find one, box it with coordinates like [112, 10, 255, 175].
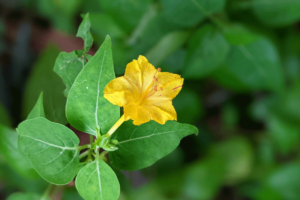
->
[125, 56, 157, 95]
[148, 72, 184, 101]
[143, 101, 177, 124]
[124, 103, 151, 125]
[104, 77, 135, 107]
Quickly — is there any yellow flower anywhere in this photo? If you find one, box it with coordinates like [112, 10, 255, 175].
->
[104, 56, 184, 126]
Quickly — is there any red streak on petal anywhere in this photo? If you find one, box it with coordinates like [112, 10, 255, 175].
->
[172, 86, 182, 90]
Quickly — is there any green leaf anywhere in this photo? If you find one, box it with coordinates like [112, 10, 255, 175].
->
[0, 101, 11, 127]
[23, 45, 67, 124]
[161, 0, 226, 27]
[27, 92, 45, 120]
[110, 121, 198, 171]
[145, 31, 189, 66]
[0, 125, 38, 179]
[7, 192, 50, 200]
[98, 0, 152, 33]
[267, 115, 300, 155]
[76, 159, 120, 200]
[183, 25, 230, 79]
[66, 36, 119, 136]
[252, 0, 300, 26]
[17, 117, 80, 185]
[212, 37, 284, 93]
[76, 13, 93, 56]
[54, 52, 84, 96]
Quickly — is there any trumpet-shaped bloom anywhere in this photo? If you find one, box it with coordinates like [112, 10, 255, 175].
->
[104, 56, 184, 125]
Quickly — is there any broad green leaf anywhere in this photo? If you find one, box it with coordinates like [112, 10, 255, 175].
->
[183, 157, 226, 200]
[98, 0, 152, 33]
[161, 0, 226, 27]
[27, 92, 45, 120]
[54, 52, 84, 96]
[0, 125, 38, 179]
[183, 25, 230, 79]
[209, 137, 254, 184]
[23, 45, 67, 124]
[76, 13, 93, 56]
[66, 36, 119, 136]
[110, 121, 198, 171]
[76, 159, 120, 200]
[17, 117, 80, 185]
[252, 0, 300, 26]
[173, 87, 203, 124]
[0, 101, 11, 127]
[145, 31, 189, 66]
[212, 37, 284, 93]
[267, 115, 300, 155]
[7, 192, 50, 200]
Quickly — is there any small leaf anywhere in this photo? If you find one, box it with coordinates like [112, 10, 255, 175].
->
[66, 36, 119, 136]
[183, 25, 230, 79]
[110, 121, 198, 171]
[17, 118, 80, 185]
[76, 13, 93, 56]
[0, 125, 38, 179]
[76, 159, 120, 200]
[53, 52, 85, 96]
[27, 92, 45, 120]
[7, 192, 50, 200]
[161, 0, 226, 27]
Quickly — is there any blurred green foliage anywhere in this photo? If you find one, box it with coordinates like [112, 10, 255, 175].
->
[3, 0, 300, 199]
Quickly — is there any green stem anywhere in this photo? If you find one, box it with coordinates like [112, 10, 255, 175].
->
[79, 150, 89, 160]
[77, 144, 91, 151]
[90, 134, 94, 144]
[41, 184, 53, 200]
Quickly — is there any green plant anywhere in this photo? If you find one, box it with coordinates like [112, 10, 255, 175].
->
[7, 13, 198, 200]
